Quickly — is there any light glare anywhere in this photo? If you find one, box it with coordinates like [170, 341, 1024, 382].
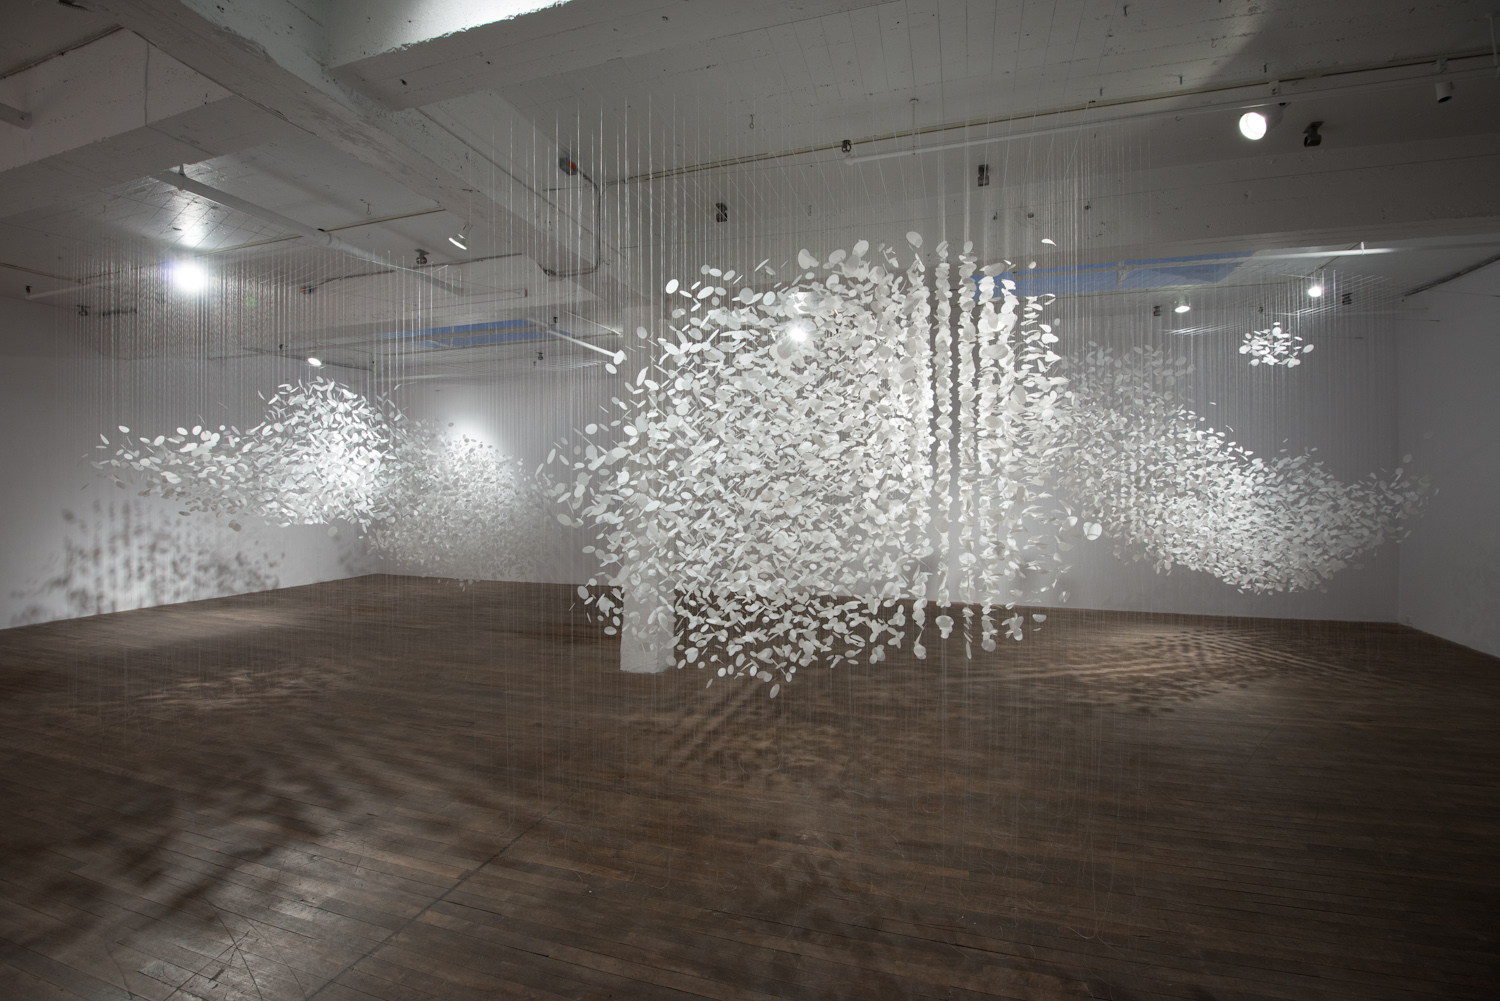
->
[167, 260, 208, 293]
[306, 356, 324, 367]
[1239, 111, 1269, 140]
[1174, 303, 1191, 314]
[1307, 283, 1324, 298]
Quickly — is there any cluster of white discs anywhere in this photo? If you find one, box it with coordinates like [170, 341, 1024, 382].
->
[98, 378, 548, 583]
[1240, 323, 1315, 367]
[98, 236, 1427, 696]
[549, 234, 1425, 693]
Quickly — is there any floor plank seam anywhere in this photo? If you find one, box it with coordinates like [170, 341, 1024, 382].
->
[303, 792, 576, 1001]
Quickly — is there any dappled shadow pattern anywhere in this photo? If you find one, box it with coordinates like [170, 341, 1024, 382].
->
[8, 501, 284, 627]
[1, 577, 1497, 999]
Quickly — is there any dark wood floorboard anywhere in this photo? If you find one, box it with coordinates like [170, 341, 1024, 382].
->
[0, 575, 1496, 1000]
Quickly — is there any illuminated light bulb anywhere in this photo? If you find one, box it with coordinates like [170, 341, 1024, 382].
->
[1307, 283, 1324, 298]
[787, 320, 811, 342]
[1174, 302, 1191, 314]
[1238, 105, 1282, 141]
[167, 260, 208, 293]
[449, 232, 467, 250]
[306, 356, 324, 368]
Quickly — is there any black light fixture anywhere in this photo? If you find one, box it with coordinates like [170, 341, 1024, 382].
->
[1303, 121, 1323, 147]
[1435, 80, 1455, 103]
[414, 249, 429, 265]
[715, 202, 729, 222]
[977, 163, 991, 187]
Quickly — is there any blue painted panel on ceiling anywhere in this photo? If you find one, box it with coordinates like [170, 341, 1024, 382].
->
[978, 251, 1254, 297]
[374, 318, 567, 352]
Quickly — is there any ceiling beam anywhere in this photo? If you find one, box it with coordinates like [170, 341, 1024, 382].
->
[0, 30, 288, 219]
[323, 0, 889, 110]
[85, 0, 628, 299]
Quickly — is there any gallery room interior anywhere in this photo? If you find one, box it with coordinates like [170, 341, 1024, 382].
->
[1, 0, 1497, 998]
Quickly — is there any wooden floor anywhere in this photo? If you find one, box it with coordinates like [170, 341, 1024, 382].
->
[0, 576, 1496, 1000]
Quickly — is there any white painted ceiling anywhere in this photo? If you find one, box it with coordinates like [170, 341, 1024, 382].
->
[1, 0, 1498, 366]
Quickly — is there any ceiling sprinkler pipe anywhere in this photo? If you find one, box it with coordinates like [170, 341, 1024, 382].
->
[831, 56, 1500, 165]
[0, 101, 32, 129]
[543, 167, 602, 279]
[153, 170, 467, 296]
[540, 320, 623, 359]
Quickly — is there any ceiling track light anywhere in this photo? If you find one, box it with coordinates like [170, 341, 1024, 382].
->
[1238, 103, 1284, 140]
[1303, 121, 1323, 147]
[1435, 80, 1455, 103]
[1173, 296, 1191, 314]
[1307, 281, 1325, 298]
[306, 356, 324, 368]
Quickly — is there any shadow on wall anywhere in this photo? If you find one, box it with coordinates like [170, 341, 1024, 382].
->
[7, 499, 367, 627]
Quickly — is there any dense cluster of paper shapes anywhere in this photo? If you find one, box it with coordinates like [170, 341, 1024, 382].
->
[550, 237, 1082, 692]
[551, 236, 1427, 694]
[1240, 323, 1315, 367]
[1037, 346, 1426, 592]
[98, 378, 548, 583]
[95, 244, 1428, 698]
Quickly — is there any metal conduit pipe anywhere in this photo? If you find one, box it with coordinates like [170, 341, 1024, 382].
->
[154, 169, 466, 296]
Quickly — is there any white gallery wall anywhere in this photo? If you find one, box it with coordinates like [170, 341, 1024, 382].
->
[373, 365, 610, 586]
[1053, 301, 1404, 621]
[0, 296, 367, 628]
[384, 284, 1410, 623]
[1397, 263, 1500, 657]
[0, 267, 1473, 634]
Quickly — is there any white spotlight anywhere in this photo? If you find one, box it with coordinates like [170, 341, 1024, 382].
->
[1307, 283, 1324, 298]
[787, 320, 811, 342]
[1174, 302, 1191, 314]
[1238, 105, 1283, 140]
[306, 356, 324, 368]
[167, 260, 208, 293]
[448, 233, 467, 250]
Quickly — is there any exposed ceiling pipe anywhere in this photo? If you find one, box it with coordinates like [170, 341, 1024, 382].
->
[621, 50, 1498, 182]
[1402, 248, 1500, 298]
[540, 320, 622, 360]
[843, 57, 1500, 166]
[543, 152, 602, 278]
[0, 101, 31, 129]
[0, 26, 124, 82]
[154, 170, 466, 295]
